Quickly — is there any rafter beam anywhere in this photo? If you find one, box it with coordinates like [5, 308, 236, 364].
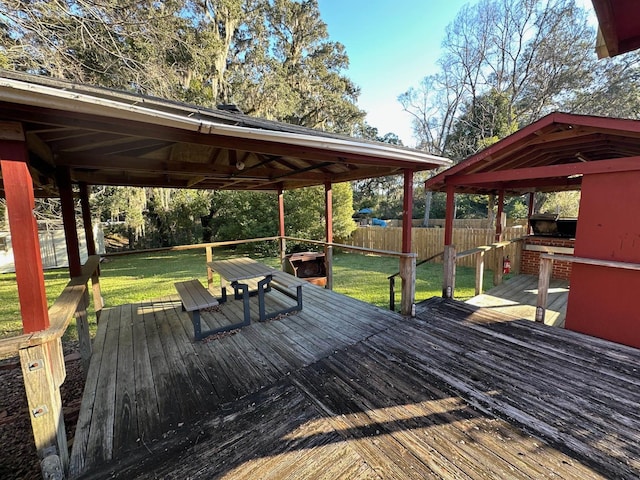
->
[444, 156, 640, 187]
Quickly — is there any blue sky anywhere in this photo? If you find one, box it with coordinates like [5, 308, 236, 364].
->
[316, 0, 597, 147]
[316, 0, 471, 147]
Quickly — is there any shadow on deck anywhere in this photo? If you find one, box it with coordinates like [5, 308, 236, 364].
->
[70, 285, 640, 479]
[466, 274, 569, 327]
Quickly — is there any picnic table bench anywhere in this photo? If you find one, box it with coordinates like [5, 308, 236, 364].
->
[173, 279, 219, 341]
[266, 270, 306, 320]
[176, 258, 310, 340]
[208, 258, 308, 322]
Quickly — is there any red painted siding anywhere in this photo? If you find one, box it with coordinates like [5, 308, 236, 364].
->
[565, 171, 640, 348]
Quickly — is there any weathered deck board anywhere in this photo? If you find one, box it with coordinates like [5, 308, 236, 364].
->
[71, 286, 640, 480]
[83, 304, 120, 466]
[69, 307, 111, 475]
[466, 274, 569, 326]
[113, 303, 136, 458]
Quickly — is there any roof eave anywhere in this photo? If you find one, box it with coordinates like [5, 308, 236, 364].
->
[0, 75, 451, 171]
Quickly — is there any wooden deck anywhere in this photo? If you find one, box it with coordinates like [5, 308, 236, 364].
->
[466, 274, 569, 327]
[70, 286, 640, 479]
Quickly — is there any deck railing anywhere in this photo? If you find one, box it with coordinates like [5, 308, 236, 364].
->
[103, 235, 419, 316]
[387, 251, 443, 311]
[282, 236, 417, 315]
[443, 237, 525, 298]
[0, 255, 102, 477]
[535, 253, 640, 322]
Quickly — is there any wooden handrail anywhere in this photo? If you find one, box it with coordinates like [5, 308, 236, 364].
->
[443, 237, 525, 299]
[456, 238, 524, 259]
[536, 253, 640, 323]
[388, 251, 444, 311]
[103, 236, 280, 257]
[540, 253, 640, 271]
[0, 255, 101, 354]
[283, 236, 417, 258]
[388, 251, 444, 280]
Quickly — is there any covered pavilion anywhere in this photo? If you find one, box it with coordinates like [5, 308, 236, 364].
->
[0, 69, 449, 476]
[425, 112, 640, 349]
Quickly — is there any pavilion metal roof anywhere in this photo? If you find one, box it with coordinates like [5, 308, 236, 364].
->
[0, 70, 450, 197]
[425, 112, 640, 195]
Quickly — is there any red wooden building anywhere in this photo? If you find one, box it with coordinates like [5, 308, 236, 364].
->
[426, 112, 640, 349]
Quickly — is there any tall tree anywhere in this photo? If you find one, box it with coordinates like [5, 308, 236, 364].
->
[399, 0, 640, 223]
[228, 0, 364, 132]
[401, 0, 597, 156]
[0, 0, 365, 246]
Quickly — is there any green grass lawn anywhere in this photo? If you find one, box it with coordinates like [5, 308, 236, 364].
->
[0, 249, 494, 340]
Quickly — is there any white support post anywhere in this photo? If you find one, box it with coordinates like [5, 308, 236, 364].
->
[400, 254, 417, 316]
[443, 245, 456, 298]
[536, 255, 553, 323]
[19, 340, 69, 473]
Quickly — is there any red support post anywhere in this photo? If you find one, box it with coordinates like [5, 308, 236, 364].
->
[79, 182, 96, 256]
[495, 189, 505, 242]
[402, 169, 413, 253]
[0, 138, 50, 333]
[56, 167, 82, 277]
[444, 184, 455, 246]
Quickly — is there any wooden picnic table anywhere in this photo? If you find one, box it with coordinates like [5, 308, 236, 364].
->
[208, 257, 276, 326]
[208, 257, 308, 326]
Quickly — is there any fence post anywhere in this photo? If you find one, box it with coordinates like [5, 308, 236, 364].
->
[206, 246, 213, 289]
[443, 245, 456, 298]
[325, 245, 333, 290]
[400, 254, 416, 315]
[75, 289, 92, 375]
[19, 340, 69, 473]
[536, 255, 553, 323]
[475, 250, 485, 295]
[279, 237, 287, 269]
[91, 271, 103, 322]
[494, 245, 504, 286]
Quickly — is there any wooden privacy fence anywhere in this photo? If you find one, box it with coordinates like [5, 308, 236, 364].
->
[345, 226, 526, 270]
[384, 218, 528, 229]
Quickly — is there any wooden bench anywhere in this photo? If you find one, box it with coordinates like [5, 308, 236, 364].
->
[174, 279, 219, 340]
[257, 270, 307, 321]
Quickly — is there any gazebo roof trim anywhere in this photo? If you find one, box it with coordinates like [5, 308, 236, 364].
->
[425, 112, 640, 195]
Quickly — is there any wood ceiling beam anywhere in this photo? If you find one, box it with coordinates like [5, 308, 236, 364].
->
[460, 176, 583, 192]
[48, 132, 126, 152]
[445, 156, 640, 186]
[59, 152, 334, 186]
[5, 103, 439, 169]
[79, 139, 172, 157]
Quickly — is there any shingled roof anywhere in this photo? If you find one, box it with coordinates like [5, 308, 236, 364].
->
[0, 70, 449, 196]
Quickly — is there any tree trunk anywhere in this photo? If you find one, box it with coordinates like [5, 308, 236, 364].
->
[422, 190, 433, 227]
[487, 194, 496, 228]
[201, 212, 214, 243]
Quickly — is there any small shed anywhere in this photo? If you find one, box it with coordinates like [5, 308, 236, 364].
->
[426, 112, 640, 349]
